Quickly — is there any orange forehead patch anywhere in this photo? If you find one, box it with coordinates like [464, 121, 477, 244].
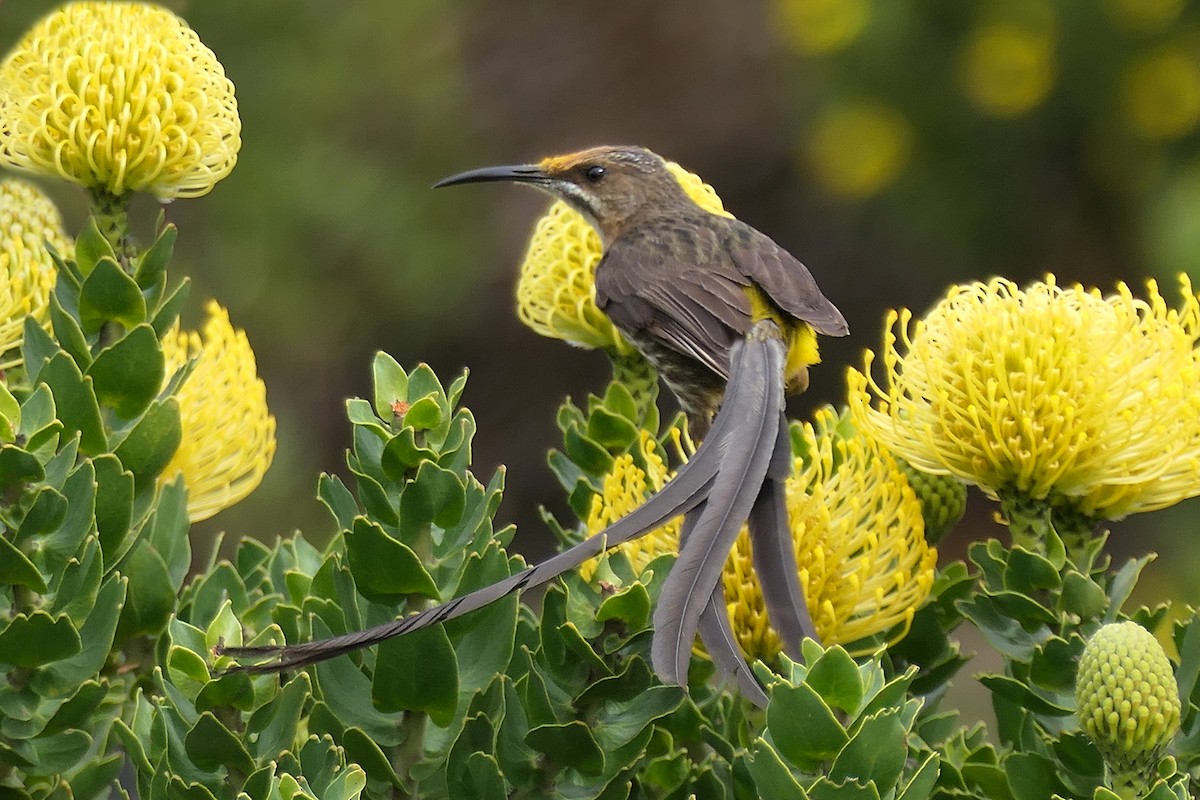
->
[539, 153, 586, 173]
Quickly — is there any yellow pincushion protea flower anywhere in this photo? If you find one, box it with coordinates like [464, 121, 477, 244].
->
[584, 412, 936, 660]
[516, 163, 730, 354]
[0, 2, 240, 199]
[0, 179, 69, 370]
[160, 301, 275, 522]
[848, 275, 1200, 520]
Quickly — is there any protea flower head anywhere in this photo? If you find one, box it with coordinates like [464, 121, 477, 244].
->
[0, 178, 69, 370]
[849, 275, 1200, 521]
[0, 2, 240, 199]
[160, 301, 275, 522]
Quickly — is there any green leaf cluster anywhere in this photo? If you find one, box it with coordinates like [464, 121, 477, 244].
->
[0, 217, 193, 799]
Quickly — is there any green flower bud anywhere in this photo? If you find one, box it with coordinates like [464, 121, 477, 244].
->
[894, 457, 967, 543]
[1076, 622, 1181, 791]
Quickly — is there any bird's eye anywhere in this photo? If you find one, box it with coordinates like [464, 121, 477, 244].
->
[584, 165, 606, 183]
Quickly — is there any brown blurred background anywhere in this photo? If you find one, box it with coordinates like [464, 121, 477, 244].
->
[2, 0, 1198, 616]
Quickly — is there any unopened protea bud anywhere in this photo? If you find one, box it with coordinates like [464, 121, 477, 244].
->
[894, 457, 967, 543]
[1076, 622, 1181, 792]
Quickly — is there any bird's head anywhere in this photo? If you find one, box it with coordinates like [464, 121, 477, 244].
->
[435, 145, 690, 244]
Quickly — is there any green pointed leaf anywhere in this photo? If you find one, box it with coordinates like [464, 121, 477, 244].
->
[342, 726, 402, 788]
[344, 517, 438, 602]
[75, 217, 116, 277]
[167, 644, 211, 701]
[145, 476, 191, 588]
[381, 428, 437, 476]
[0, 380, 19, 437]
[185, 712, 255, 775]
[92, 455, 134, 566]
[150, 278, 191, 338]
[526, 721, 605, 775]
[449, 751, 506, 800]
[29, 729, 91, 774]
[309, 619, 406, 747]
[978, 674, 1073, 716]
[746, 738, 808, 799]
[134, 223, 177, 289]
[87, 324, 165, 419]
[49, 535, 103, 623]
[116, 542, 175, 639]
[402, 461, 466, 531]
[79, 256, 146, 333]
[806, 646, 864, 715]
[246, 672, 310, 762]
[767, 681, 849, 767]
[0, 534, 47, 592]
[38, 352, 106, 454]
[0, 612, 81, 667]
[32, 575, 126, 694]
[1006, 752, 1068, 800]
[113, 397, 181, 484]
[898, 753, 940, 800]
[372, 351, 408, 420]
[596, 581, 651, 629]
[38, 462, 96, 576]
[0, 445, 44, 489]
[42, 680, 106, 737]
[372, 624, 458, 726]
[586, 406, 640, 449]
[22, 316, 59, 383]
[829, 709, 907, 787]
[49, 293, 92, 369]
[318, 473, 358, 532]
[402, 394, 443, 431]
[68, 752, 123, 800]
[1105, 555, 1155, 623]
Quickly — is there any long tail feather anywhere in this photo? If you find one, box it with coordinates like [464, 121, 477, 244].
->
[651, 324, 786, 687]
[746, 412, 816, 658]
[676, 506, 770, 707]
[217, 346, 762, 674]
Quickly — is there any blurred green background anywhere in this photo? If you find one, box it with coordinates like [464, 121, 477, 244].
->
[2, 0, 1198, 615]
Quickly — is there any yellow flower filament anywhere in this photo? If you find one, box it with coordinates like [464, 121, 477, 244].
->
[0, 2, 240, 198]
[850, 275, 1200, 519]
[0, 179, 69, 370]
[585, 412, 935, 660]
[160, 301, 276, 522]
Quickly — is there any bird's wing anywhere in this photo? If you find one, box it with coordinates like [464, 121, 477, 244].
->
[723, 221, 849, 337]
[595, 241, 750, 381]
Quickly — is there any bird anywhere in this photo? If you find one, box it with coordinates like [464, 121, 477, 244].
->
[217, 146, 848, 706]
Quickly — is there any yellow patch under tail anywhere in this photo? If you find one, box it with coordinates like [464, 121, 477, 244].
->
[747, 287, 821, 394]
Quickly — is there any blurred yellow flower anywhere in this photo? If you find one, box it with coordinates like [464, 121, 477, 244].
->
[585, 413, 936, 660]
[0, 179, 69, 370]
[1121, 47, 1200, 141]
[775, 0, 869, 56]
[1105, 0, 1183, 32]
[0, 2, 240, 199]
[848, 275, 1200, 520]
[516, 163, 730, 354]
[161, 301, 275, 522]
[807, 102, 912, 198]
[959, 21, 1056, 118]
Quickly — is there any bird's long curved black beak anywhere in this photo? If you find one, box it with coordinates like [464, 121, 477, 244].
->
[433, 163, 548, 189]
